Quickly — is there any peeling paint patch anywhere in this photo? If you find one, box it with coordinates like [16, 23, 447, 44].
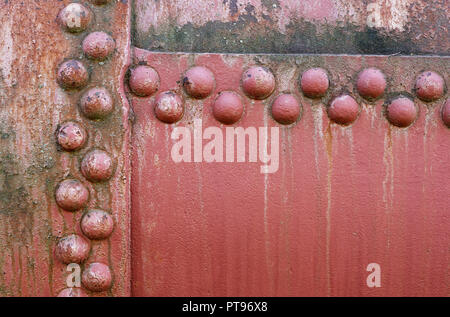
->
[366, 0, 409, 32]
[0, 18, 14, 87]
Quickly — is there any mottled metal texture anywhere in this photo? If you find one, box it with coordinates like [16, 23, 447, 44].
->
[0, 0, 131, 296]
[129, 49, 449, 296]
[133, 0, 450, 55]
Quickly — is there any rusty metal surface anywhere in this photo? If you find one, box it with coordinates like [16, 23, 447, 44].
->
[0, 0, 448, 298]
[0, 0, 131, 296]
[129, 48, 449, 296]
[133, 0, 450, 55]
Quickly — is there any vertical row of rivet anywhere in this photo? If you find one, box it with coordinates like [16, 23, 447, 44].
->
[54, 0, 115, 297]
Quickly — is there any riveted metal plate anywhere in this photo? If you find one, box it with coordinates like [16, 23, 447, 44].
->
[128, 48, 449, 296]
[1, 0, 449, 298]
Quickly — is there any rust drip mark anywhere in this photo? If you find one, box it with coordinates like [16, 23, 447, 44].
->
[422, 106, 437, 194]
[27, 252, 38, 296]
[382, 125, 394, 213]
[262, 105, 273, 294]
[312, 104, 323, 178]
[383, 125, 394, 252]
[325, 122, 333, 297]
[280, 128, 293, 292]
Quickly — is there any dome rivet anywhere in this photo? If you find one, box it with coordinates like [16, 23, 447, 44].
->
[213, 91, 244, 125]
[415, 71, 445, 102]
[81, 150, 114, 183]
[242, 66, 275, 100]
[57, 60, 89, 90]
[128, 65, 160, 97]
[81, 209, 114, 240]
[441, 99, 450, 128]
[56, 121, 87, 151]
[80, 87, 114, 120]
[154, 91, 184, 124]
[271, 94, 301, 125]
[82, 32, 115, 61]
[300, 68, 329, 98]
[386, 97, 417, 127]
[55, 179, 89, 212]
[55, 234, 90, 264]
[82, 263, 112, 292]
[356, 68, 386, 100]
[328, 95, 360, 125]
[58, 3, 92, 33]
[183, 66, 215, 99]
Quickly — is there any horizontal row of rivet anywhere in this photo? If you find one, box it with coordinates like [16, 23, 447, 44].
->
[128, 65, 446, 103]
[127, 65, 448, 128]
[140, 91, 450, 128]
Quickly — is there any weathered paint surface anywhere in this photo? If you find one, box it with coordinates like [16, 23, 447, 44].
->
[0, 0, 131, 296]
[0, 0, 449, 297]
[134, 0, 450, 55]
[129, 49, 449, 296]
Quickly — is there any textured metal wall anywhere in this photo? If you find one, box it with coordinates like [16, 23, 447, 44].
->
[0, 0, 131, 296]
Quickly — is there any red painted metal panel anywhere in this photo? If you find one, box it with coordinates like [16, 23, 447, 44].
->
[129, 49, 449, 296]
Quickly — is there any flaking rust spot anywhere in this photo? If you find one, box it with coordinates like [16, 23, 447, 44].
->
[276, 63, 296, 91]
[183, 98, 203, 129]
[366, 0, 409, 32]
[365, 102, 378, 129]
[220, 54, 240, 68]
